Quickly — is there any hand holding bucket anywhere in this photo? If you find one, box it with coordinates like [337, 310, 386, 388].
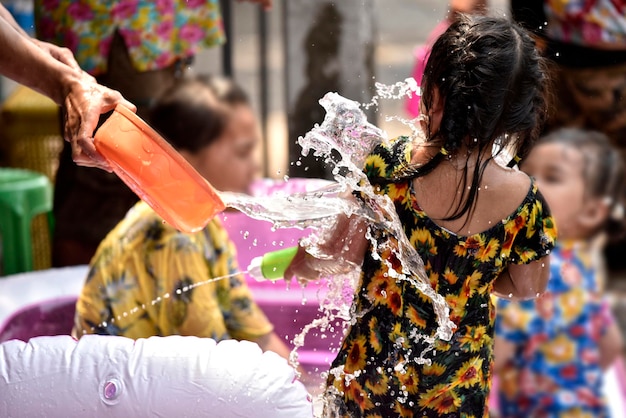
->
[94, 105, 226, 233]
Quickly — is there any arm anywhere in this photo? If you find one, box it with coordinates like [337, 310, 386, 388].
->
[284, 210, 370, 283]
[599, 318, 624, 371]
[0, 5, 135, 170]
[252, 331, 292, 360]
[0, 5, 79, 70]
[492, 256, 550, 300]
[493, 334, 516, 375]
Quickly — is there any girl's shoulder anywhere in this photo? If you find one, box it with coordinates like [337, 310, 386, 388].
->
[489, 168, 551, 225]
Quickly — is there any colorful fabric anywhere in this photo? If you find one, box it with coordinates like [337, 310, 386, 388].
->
[544, 0, 626, 46]
[324, 136, 557, 417]
[35, 0, 225, 76]
[73, 201, 273, 341]
[495, 240, 611, 417]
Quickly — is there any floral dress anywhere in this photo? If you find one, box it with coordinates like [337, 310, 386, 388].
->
[73, 201, 273, 341]
[35, 0, 225, 76]
[495, 240, 612, 417]
[324, 137, 557, 417]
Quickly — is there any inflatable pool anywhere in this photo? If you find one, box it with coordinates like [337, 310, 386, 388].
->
[0, 335, 312, 417]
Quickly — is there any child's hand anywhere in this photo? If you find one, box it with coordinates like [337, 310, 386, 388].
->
[283, 246, 323, 285]
[284, 243, 364, 286]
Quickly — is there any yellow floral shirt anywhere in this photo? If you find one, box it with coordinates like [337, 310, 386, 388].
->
[73, 201, 273, 341]
[35, 0, 225, 75]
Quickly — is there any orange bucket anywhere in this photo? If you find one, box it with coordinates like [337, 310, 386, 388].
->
[94, 105, 226, 233]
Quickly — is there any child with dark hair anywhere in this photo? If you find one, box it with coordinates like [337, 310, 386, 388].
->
[494, 128, 626, 417]
[285, 14, 556, 416]
[72, 76, 292, 362]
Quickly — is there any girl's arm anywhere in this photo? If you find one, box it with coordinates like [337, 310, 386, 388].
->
[492, 257, 550, 300]
[252, 331, 293, 362]
[493, 334, 516, 375]
[284, 210, 370, 283]
[0, 5, 135, 170]
[599, 320, 624, 371]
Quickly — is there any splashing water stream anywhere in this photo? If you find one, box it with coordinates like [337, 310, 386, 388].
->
[220, 90, 456, 375]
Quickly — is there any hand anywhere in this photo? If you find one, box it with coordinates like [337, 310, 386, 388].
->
[62, 73, 136, 170]
[284, 245, 324, 286]
[31, 39, 82, 71]
[284, 243, 363, 286]
[236, 0, 272, 10]
[284, 211, 369, 284]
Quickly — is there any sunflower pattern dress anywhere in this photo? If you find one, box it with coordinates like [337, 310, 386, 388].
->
[323, 136, 557, 417]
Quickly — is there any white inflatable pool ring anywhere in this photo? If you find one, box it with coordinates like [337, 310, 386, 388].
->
[0, 335, 313, 417]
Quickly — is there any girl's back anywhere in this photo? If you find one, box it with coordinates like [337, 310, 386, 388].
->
[413, 154, 531, 237]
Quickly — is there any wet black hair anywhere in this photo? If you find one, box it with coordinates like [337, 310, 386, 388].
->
[401, 14, 550, 221]
[535, 128, 626, 242]
[148, 75, 250, 153]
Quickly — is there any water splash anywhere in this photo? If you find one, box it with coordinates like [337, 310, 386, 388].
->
[297, 92, 454, 342]
[362, 78, 420, 111]
[220, 89, 455, 377]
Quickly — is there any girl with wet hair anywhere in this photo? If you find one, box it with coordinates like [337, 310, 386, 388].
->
[286, 14, 556, 416]
[415, 11, 550, 218]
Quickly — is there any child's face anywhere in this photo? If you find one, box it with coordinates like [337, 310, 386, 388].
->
[193, 104, 261, 194]
[520, 142, 587, 240]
